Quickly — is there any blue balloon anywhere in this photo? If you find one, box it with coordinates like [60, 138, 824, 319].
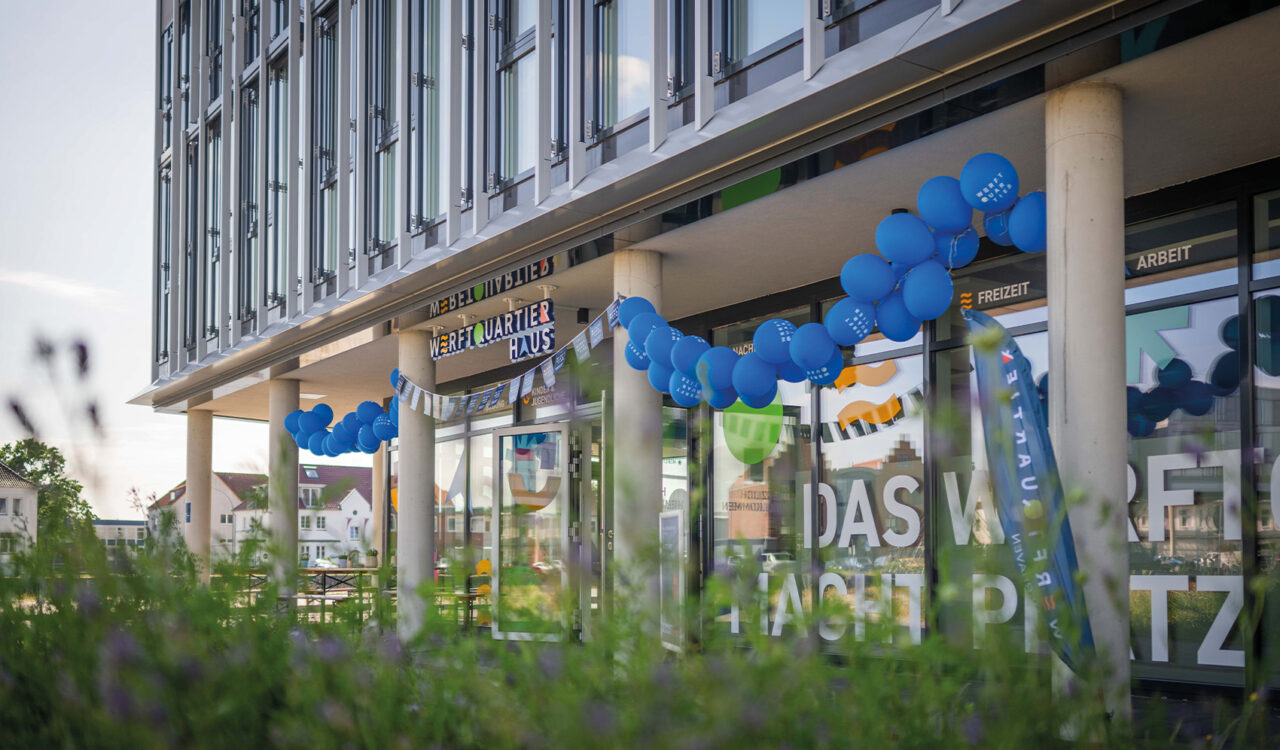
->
[323, 434, 339, 456]
[739, 382, 778, 410]
[647, 361, 675, 394]
[359, 440, 379, 455]
[669, 370, 702, 407]
[875, 213, 935, 266]
[312, 403, 334, 426]
[672, 335, 710, 376]
[389, 367, 401, 388]
[645, 326, 682, 368]
[618, 296, 656, 328]
[731, 353, 777, 399]
[1156, 358, 1192, 389]
[825, 298, 875, 347]
[840, 255, 897, 304]
[806, 349, 845, 386]
[292, 429, 309, 447]
[935, 227, 980, 269]
[627, 312, 667, 349]
[876, 292, 921, 342]
[624, 339, 651, 370]
[789, 323, 837, 371]
[960, 152, 1019, 212]
[332, 422, 354, 446]
[357, 425, 380, 451]
[1221, 315, 1240, 351]
[776, 360, 806, 383]
[342, 412, 361, 435]
[917, 175, 973, 233]
[1174, 380, 1213, 417]
[902, 260, 954, 321]
[752, 320, 798, 365]
[298, 411, 324, 434]
[983, 210, 1014, 246]
[706, 388, 738, 410]
[358, 401, 384, 424]
[1008, 190, 1046, 253]
[284, 409, 303, 434]
[891, 261, 912, 279]
[307, 431, 328, 455]
[696, 347, 739, 392]
[372, 414, 396, 441]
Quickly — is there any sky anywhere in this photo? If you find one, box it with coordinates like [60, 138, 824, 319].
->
[0, 2, 359, 520]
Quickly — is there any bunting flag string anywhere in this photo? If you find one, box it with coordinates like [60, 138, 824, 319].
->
[394, 297, 622, 422]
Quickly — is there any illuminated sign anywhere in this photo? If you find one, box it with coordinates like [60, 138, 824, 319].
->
[426, 257, 554, 319]
[431, 300, 554, 359]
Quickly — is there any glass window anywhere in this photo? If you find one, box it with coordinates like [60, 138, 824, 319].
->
[313, 10, 340, 278]
[265, 59, 288, 307]
[595, 0, 651, 130]
[509, 0, 537, 37]
[818, 350, 926, 648]
[203, 119, 222, 340]
[710, 308, 811, 638]
[179, 2, 192, 126]
[1252, 290, 1280, 682]
[317, 516, 326, 529]
[494, 428, 566, 635]
[1126, 296, 1242, 685]
[207, 0, 223, 101]
[725, 0, 802, 64]
[411, 0, 447, 227]
[368, 0, 400, 252]
[1124, 203, 1237, 304]
[668, 0, 694, 98]
[160, 25, 173, 151]
[0, 498, 7, 515]
[1252, 189, 1280, 279]
[271, 0, 288, 39]
[13, 499, 21, 517]
[184, 140, 199, 347]
[242, 0, 261, 67]
[301, 515, 312, 529]
[155, 167, 172, 363]
[238, 83, 259, 320]
[499, 51, 537, 179]
[185, 502, 191, 523]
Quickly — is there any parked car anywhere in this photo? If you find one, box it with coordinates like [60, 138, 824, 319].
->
[761, 551, 795, 574]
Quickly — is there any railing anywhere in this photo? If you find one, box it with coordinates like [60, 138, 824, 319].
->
[240, 568, 490, 628]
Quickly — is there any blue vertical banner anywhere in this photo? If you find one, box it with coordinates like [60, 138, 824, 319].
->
[963, 308, 1094, 671]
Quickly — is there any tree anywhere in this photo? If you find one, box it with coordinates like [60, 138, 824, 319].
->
[0, 438, 96, 537]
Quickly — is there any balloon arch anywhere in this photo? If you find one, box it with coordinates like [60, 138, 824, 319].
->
[622, 152, 1047, 410]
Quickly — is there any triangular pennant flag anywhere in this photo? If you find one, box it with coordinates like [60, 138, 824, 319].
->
[477, 389, 494, 412]
[508, 379, 521, 405]
[466, 394, 480, 415]
[553, 349, 568, 372]
[606, 299, 621, 330]
[588, 317, 605, 347]
[541, 358, 557, 389]
[520, 370, 535, 397]
[572, 332, 590, 361]
[491, 382, 507, 407]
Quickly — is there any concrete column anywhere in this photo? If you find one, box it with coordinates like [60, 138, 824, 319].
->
[185, 409, 213, 582]
[612, 250, 663, 608]
[1046, 81, 1130, 718]
[268, 379, 300, 598]
[370, 444, 386, 566]
[397, 328, 436, 639]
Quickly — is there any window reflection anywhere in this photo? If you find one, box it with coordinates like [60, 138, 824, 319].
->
[728, 0, 802, 62]
[597, 0, 651, 129]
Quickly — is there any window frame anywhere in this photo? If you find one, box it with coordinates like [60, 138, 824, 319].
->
[206, 0, 224, 105]
[586, 0, 651, 140]
[155, 166, 173, 364]
[486, 0, 539, 190]
[264, 55, 289, 308]
[366, 0, 401, 256]
[202, 116, 223, 341]
[237, 80, 260, 321]
[710, 0, 804, 80]
[242, 0, 261, 68]
[312, 7, 341, 280]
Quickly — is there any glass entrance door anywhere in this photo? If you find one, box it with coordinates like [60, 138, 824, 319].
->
[492, 423, 570, 640]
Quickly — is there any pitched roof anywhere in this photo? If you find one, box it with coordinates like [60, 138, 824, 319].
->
[217, 472, 268, 508]
[150, 483, 185, 511]
[297, 465, 373, 510]
[0, 460, 37, 489]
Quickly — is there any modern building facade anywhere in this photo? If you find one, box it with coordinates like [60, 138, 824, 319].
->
[134, 0, 1280, 705]
[92, 520, 150, 557]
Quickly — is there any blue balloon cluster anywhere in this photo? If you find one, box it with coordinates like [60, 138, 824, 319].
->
[623, 152, 1048, 410]
[289, 366, 404, 456]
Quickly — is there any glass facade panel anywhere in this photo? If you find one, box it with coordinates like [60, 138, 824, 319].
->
[242, 0, 260, 66]
[412, 0, 445, 226]
[727, 0, 802, 63]
[265, 61, 288, 307]
[437, 438, 467, 568]
[160, 25, 173, 151]
[499, 51, 537, 179]
[817, 351, 926, 647]
[179, 2, 191, 126]
[313, 11, 340, 277]
[597, 0, 651, 129]
[238, 83, 259, 319]
[1123, 203, 1237, 304]
[155, 169, 172, 363]
[369, 0, 400, 250]
[207, 0, 223, 100]
[1254, 290, 1280, 684]
[1253, 189, 1280, 279]
[183, 140, 198, 348]
[495, 429, 565, 635]
[203, 121, 222, 340]
[1126, 296, 1243, 685]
